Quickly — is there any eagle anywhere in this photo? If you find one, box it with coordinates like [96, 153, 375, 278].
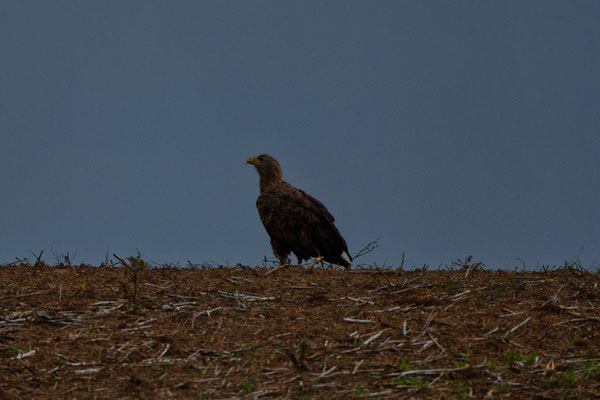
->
[246, 154, 353, 268]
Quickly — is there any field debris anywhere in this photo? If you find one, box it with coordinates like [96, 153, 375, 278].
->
[1, 264, 599, 398]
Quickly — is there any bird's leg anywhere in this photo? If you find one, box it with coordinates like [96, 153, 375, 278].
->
[275, 253, 290, 267]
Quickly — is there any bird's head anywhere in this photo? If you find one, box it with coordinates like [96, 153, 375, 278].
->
[246, 154, 283, 184]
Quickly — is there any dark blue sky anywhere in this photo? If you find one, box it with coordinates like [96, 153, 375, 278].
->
[1, 2, 599, 269]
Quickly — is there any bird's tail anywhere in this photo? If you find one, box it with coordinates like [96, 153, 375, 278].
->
[340, 251, 353, 268]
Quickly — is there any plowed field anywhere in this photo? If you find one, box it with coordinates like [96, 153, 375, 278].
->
[1, 264, 599, 399]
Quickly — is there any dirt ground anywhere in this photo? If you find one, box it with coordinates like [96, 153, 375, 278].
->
[1, 262, 599, 399]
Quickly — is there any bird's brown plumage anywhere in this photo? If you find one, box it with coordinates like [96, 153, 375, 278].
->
[246, 154, 352, 268]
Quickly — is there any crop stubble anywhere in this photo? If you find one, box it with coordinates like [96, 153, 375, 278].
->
[0, 265, 599, 399]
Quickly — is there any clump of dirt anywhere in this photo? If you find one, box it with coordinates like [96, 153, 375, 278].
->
[1, 264, 599, 399]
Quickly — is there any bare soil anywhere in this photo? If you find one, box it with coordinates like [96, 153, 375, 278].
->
[1, 264, 599, 399]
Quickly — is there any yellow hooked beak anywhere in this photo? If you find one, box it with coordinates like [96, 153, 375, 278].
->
[246, 157, 259, 165]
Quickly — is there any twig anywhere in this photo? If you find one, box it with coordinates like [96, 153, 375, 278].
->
[284, 375, 301, 384]
[393, 362, 487, 377]
[367, 391, 394, 397]
[337, 297, 375, 305]
[29, 250, 44, 267]
[218, 291, 275, 301]
[504, 316, 531, 338]
[484, 369, 523, 387]
[486, 327, 499, 336]
[90, 300, 127, 307]
[352, 360, 364, 374]
[401, 274, 425, 288]
[465, 263, 475, 279]
[264, 263, 291, 275]
[166, 293, 207, 301]
[74, 367, 104, 375]
[268, 332, 291, 340]
[563, 357, 600, 364]
[363, 331, 384, 346]
[14, 350, 36, 360]
[191, 307, 222, 328]
[390, 283, 433, 294]
[353, 238, 380, 259]
[313, 365, 336, 379]
[15, 357, 36, 375]
[499, 311, 526, 318]
[197, 307, 222, 318]
[566, 311, 600, 322]
[370, 306, 405, 313]
[537, 286, 563, 309]
[414, 311, 436, 340]
[343, 318, 376, 324]
[376, 268, 394, 285]
[0, 291, 47, 301]
[157, 344, 170, 359]
[428, 331, 445, 353]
